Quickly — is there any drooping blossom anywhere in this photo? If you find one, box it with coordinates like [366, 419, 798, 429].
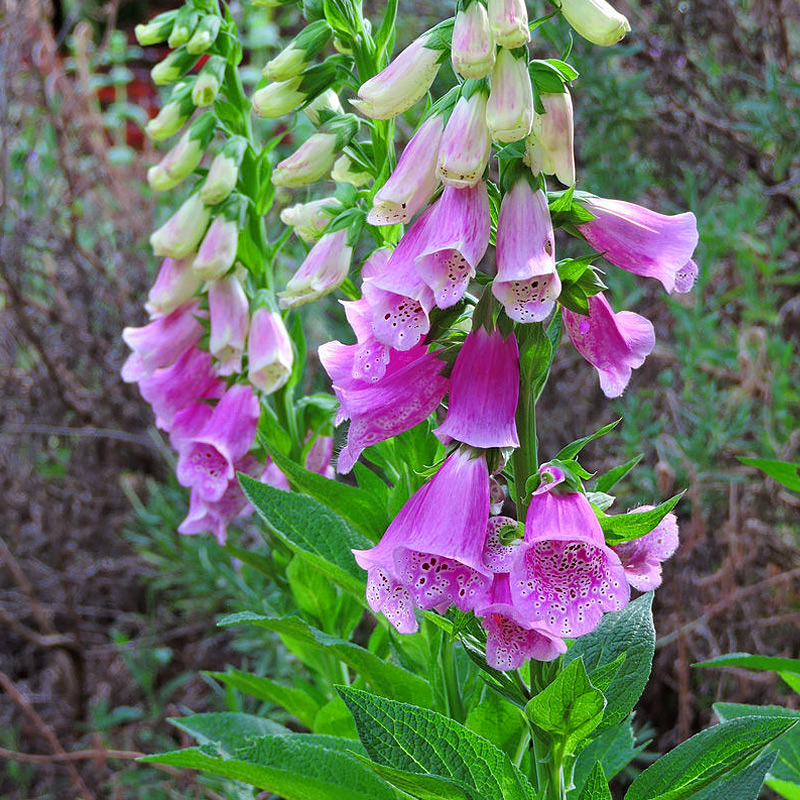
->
[248, 307, 294, 395]
[272, 132, 338, 187]
[487, 0, 530, 48]
[262, 19, 331, 82]
[193, 214, 239, 280]
[150, 193, 211, 259]
[611, 506, 679, 591]
[525, 90, 576, 187]
[144, 256, 202, 319]
[509, 464, 629, 638]
[486, 48, 533, 143]
[436, 88, 492, 189]
[280, 197, 338, 243]
[577, 197, 699, 293]
[493, 180, 561, 323]
[147, 113, 216, 192]
[200, 137, 246, 204]
[435, 327, 519, 449]
[558, 0, 631, 47]
[208, 273, 250, 376]
[353, 448, 492, 633]
[563, 292, 655, 398]
[451, 1, 495, 80]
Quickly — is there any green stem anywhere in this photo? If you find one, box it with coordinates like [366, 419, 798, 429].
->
[439, 629, 466, 723]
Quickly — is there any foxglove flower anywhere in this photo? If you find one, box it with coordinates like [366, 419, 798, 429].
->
[493, 181, 561, 323]
[145, 256, 202, 319]
[367, 113, 444, 226]
[200, 137, 246, 205]
[175, 384, 261, 502]
[304, 89, 344, 126]
[208, 273, 250, 376]
[278, 228, 352, 309]
[353, 449, 492, 632]
[193, 55, 226, 106]
[486, 48, 533, 143]
[437, 87, 492, 188]
[150, 193, 211, 260]
[186, 15, 221, 54]
[145, 88, 194, 141]
[558, 0, 631, 46]
[451, 1, 495, 80]
[435, 327, 519, 448]
[167, 7, 198, 48]
[350, 25, 448, 119]
[262, 20, 332, 81]
[563, 293, 655, 398]
[272, 133, 338, 187]
[280, 197, 338, 243]
[305, 434, 335, 478]
[577, 197, 699, 293]
[193, 213, 239, 280]
[525, 89, 576, 187]
[135, 11, 177, 46]
[248, 307, 294, 395]
[151, 48, 199, 86]
[612, 507, 679, 591]
[252, 62, 336, 118]
[148, 113, 216, 191]
[331, 154, 372, 187]
[121, 301, 205, 382]
[509, 465, 629, 638]
[487, 0, 530, 48]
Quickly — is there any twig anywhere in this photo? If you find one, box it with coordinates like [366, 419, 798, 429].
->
[0, 746, 144, 764]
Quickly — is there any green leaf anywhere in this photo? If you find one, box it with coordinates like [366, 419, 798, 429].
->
[286, 553, 339, 622]
[690, 752, 777, 800]
[738, 457, 800, 492]
[768, 777, 800, 800]
[595, 455, 643, 493]
[555, 420, 621, 461]
[219, 612, 432, 708]
[204, 669, 321, 729]
[313, 696, 359, 739]
[598, 492, 684, 545]
[571, 721, 642, 796]
[578, 763, 612, 800]
[338, 686, 536, 800]
[239, 475, 370, 597]
[140, 733, 396, 800]
[259, 446, 388, 541]
[624, 716, 798, 800]
[526, 658, 605, 757]
[565, 594, 655, 730]
[373, 0, 398, 64]
[168, 713, 288, 756]
[466, 688, 527, 760]
[354, 757, 471, 800]
[696, 653, 800, 675]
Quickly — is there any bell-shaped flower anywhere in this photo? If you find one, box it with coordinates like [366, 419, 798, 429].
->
[414, 183, 490, 308]
[367, 113, 444, 226]
[135, 11, 176, 46]
[121, 300, 205, 383]
[208, 273, 250, 376]
[145, 256, 202, 319]
[186, 15, 221, 54]
[150, 193, 212, 260]
[559, 0, 630, 47]
[248, 306, 294, 395]
[563, 292, 655, 398]
[487, 0, 530, 48]
[167, 7, 198, 48]
[612, 507, 680, 591]
[253, 63, 336, 119]
[193, 214, 239, 281]
[200, 137, 246, 205]
[350, 24, 448, 119]
[509, 464, 630, 638]
[175, 384, 261, 502]
[280, 197, 338, 243]
[451, 1, 495, 80]
[272, 133, 337, 187]
[147, 113, 216, 192]
[192, 55, 226, 106]
[493, 180, 561, 322]
[435, 327, 519, 448]
[278, 227, 352, 309]
[353, 448, 492, 632]
[525, 89, 575, 186]
[437, 86, 492, 188]
[262, 20, 331, 82]
[137, 347, 224, 431]
[304, 89, 344, 126]
[577, 197, 699, 293]
[486, 48, 533, 143]
[151, 47, 199, 87]
[145, 87, 194, 141]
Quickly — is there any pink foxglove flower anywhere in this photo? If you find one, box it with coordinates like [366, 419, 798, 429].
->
[304, 433, 335, 478]
[145, 256, 202, 319]
[367, 114, 444, 226]
[451, 1, 495, 80]
[436, 89, 492, 189]
[612, 506, 679, 591]
[147, 113, 216, 192]
[486, 48, 533, 143]
[559, 0, 630, 47]
[272, 132, 338, 187]
[353, 448, 492, 633]
[278, 228, 352, 309]
[509, 465, 629, 638]
[150, 193, 211, 260]
[193, 214, 239, 281]
[121, 300, 205, 383]
[175, 384, 261, 502]
[493, 181, 561, 323]
[248, 307, 294, 395]
[350, 27, 446, 119]
[487, 0, 530, 48]
[280, 197, 338, 243]
[414, 183, 490, 308]
[577, 197, 699, 293]
[563, 292, 655, 398]
[435, 327, 519, 448]
[525, 90, 576, 187]
[208, 273, 250, 376]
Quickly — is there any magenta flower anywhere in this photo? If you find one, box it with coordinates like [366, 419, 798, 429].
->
[451, 0, 495, 80]
[175, 384, 261, 502]
[577, 197, 699, 293]
[563, 292, 655, 398]
[493, 181, 561, 323]
[415, 183, 490, 308]
[121, 300, 205, 383]
[248, 307, 294, 395]
[435, 327, 519, 448]
[304, 433, 335, 478]
[436, 89, 492, 189]
[353, 448, 492, 632]
[509, 465, 629, 638]
[612, 506, 679, 591]
[192, 214, 239, 281]
[145, 256, 202, 319]
[208, 273, 250, 376]
[367, 114, 444, 226]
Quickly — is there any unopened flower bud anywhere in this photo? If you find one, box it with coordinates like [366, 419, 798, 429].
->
[186, 15, 221, 54]
[436, 83, 491, 188]
[263, 19, 332, 81]
[192, 55, 226, 107]
[151, 193, 212, 259]
[524, 88, 575, 186]
[304, 88, 344, 126]
[280, 197, 338, 242]
[193, 197, 246, 280]
[252, 62, 336, 118]
[452, 1, 495, 80]
[201, 137, 247, 205]
[558, 0, 631, 46]
[248, 305, 294, 395]
[208, 272, 250, 376]
[135, 11, 177, 46]
[145, 256, 203, 318]
[331, 153, 371, 186]
[486, 48, 533, 143]
[145, 87, 195, 141]
[151, 47, 199, 87]
[147, 112, 217, 192]
[168, 6, 199, 49]
[488, 0, 530, 48]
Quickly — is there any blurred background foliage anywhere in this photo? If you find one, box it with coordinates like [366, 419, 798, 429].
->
[0, 0, 798, 797]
